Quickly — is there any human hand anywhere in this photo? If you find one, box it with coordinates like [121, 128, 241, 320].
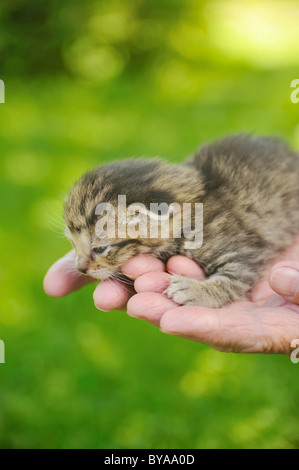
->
[44, 236, 299, 355]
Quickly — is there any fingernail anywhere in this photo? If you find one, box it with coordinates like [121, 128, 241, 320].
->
[121, 266, 136, 279]
[270, 267, 299, 297]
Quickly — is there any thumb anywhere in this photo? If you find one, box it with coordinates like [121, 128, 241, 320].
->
[43, 250, 94, 297]
[269, 262, 299, 304]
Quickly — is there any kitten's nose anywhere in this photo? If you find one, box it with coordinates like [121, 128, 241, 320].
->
[76, 255, 89, 274]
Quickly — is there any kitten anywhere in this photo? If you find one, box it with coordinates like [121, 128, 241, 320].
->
[64, 134, 299, 308]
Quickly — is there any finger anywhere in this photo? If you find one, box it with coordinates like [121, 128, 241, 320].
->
[134, 272, 172, 293]
[93, 279, 135, 311]
[159, 306, 244, 351]
[127, 292, 178, 326]
[43, 250, 94, 298]
[128, 294, 299, 354]
[158, 306, 294, 354]
[166, 255, 205, 280]
[252, 235, 299, 303]
[269, 262, 299, 304]
[263, 295, 289, 307]
[121, 254, 165, 280]
[250, 279, 276, 303]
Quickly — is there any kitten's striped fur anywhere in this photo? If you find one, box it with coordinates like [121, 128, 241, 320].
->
[64, 134, 299, 308]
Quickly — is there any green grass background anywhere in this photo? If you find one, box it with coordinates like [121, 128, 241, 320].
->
[0, 0, 299, 448]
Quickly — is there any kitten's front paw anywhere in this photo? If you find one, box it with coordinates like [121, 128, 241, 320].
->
[164, 274, 230, 308]
[164, 274, 204, 306]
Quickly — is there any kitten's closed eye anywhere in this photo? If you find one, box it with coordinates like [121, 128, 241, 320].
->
[92, 246, 110, 255]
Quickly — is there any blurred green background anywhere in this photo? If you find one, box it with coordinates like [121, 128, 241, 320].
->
[0, 0, 299, 449]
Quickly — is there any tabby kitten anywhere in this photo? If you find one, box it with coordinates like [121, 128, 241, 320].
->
[64, 134, 299, 308]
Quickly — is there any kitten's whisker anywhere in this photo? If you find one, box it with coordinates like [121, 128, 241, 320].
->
[49, 228, 67, 238]
[62, 260, 78, 274]
[46, 202, 64, 218]
[47, 216, 65, 227]
[109, 275, 134, 294]
[46, 210, 65, 224]
[112, 273, 133, 282]
[112, 269, 135, 284]
[49, 222, 65, 231]
[111, 273, 134, 286]
[49, 226, 65, 236]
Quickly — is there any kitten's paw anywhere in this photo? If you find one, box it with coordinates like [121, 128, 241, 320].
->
[164, 274, 230, 308]
[164, 274, 205, 306]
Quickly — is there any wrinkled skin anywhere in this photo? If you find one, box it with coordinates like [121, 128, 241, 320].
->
[44, 235, 299, 355]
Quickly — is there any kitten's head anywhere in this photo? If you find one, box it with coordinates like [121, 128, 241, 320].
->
[64, 158, 202, 279]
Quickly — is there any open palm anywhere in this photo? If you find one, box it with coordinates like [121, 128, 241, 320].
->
[44, 235, 299, 355]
